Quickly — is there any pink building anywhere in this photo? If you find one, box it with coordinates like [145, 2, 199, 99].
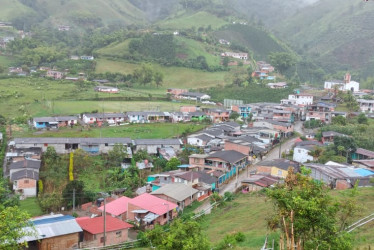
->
[180, 106, 199, 113]
[205, 108, 230, 123]
[76, 216, 133, 248]
[46, 70, 64, 79]
[98, 196, 132, 221]
[127, 193, 178, 229]
[167, 88, 188, 96]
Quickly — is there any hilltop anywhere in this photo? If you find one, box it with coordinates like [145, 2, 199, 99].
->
[274, 0, 374, 77]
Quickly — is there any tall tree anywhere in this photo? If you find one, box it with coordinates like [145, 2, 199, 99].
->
[266, 168, 357, 249]
[154, 71, 164, 88]
[269, 52, 296, 74]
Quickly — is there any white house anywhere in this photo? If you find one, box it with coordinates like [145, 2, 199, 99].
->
[187, 133, 215, 147]
[286, 94, 313, 106]
[177, 92, 211, 102]
[94, 86, 119, 93]
[357, 99, 374, 112]
[82, 113, 125, 125]
[221, 52, 248, 60]
[293, 141, 322, 164]
[324, 73, 359, 92]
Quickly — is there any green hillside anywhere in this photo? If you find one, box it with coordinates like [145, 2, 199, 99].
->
[214, 24, 287, 61]
[0, 0, 35, 21]
[275, 0, 374, 76]
[158, 11, 228, 30]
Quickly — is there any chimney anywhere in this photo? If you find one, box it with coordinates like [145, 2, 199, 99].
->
[344, 73, 351, 84]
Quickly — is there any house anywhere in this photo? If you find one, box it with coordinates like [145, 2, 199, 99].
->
[178, 92, 211, 101]
[9, 158, 41, 176]
[98, 196, 132, 220]
[6, 147, 42, 163]
[81, 56, 94, 60]
[256, 159, 300, 178]
[304, 163, 374, 189]
[257, 61, 275, 73]
[357, 99, 374, 112]
[324, 73, 359, 92]
[70, 55, 80, 60]
[127, 193, 178, 229]
[94, 86, 119, 93]
[241, 175, 280, 192]
[272, 109, 294, 123]
[205, 108, 230, 123]
[236, 104, 252, 119]
[351, 148, 374, 160]
[126, 111, 171, 123]
[151, 183, 199, 209]
[253, 120, 294, 137]
[11, 169, 39, 197]
[187, 133, 215, 147]
[221, 52, 248, 60]
[58, 25, 70, 31]
[305, 102, 336, 123]
[267, 82, 287, 89]
[286, 94, 313, 106]
[133, 139, 182, 154]
[83, 113, 126, 126]
[353, 160, 374, 171]
[189, 150, 248, 172]
[19, 214, 82, 250]
[321, 131, 348, 144]
[173, 171, 200, 185]
[224, 137, 259, 156]
[32, 116, 78, 129]
[293, 141, 323, 163]
[13, 137, 132, 154]
[219, 39, 230, 45]
[46, 70, 64, 80]
[77, 216, 133, 248]
[167, 88, 187, 96]
[158, 147, 177, 161]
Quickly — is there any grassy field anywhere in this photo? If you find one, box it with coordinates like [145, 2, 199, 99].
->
[19, 197, 43, 217]
[95, 58, 227, 90]
[13, 123, 206, 139]
[0, 0, 34, 21]
[158, 11, 228, 30]
[200, 188, 374, 249]
[0, 55, 16, 67]
[0, 77, 213, 118]
[95, 39, 133, 57]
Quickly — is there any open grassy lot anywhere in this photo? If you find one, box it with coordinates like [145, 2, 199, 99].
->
[19, 197, 43, 217]
[158, 11, 228, 30]
[95, 58, 227, 90]
[0, 55, 16, 67]
[13, 123, 206, 139]
[200, 188, 374, 249]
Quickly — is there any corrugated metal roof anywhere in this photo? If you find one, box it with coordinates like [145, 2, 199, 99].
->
[354, 168, 374, 177]
[14, 137, 132, 144]
[151, 183, 199, 202]
[19, 214, 82, 243]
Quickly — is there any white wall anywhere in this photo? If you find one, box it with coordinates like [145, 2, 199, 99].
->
[187, 137, 204, 147]
[293, 147, 313, 163]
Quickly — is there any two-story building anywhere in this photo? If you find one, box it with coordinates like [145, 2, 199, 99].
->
[286, 94, 314, 106]
[357, 99, 374, 112]
[83, 113, 126, 126]
[305, 102, 336, 123]
[253, 120, 294, 137]
[256, 159, 300, 178]
[204, 108, 231, 123]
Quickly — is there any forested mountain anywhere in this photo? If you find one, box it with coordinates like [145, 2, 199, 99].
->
[273, 0, 374, 77]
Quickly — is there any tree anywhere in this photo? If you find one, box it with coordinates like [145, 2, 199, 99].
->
[145, 219, 210, 250]
[165, 157, 181, 171]
[266, 168, 357, 249]
[332, 116, 347, 126]
[308, 147, 324, 162]
[62, 180, 85, 209]
[222, 57, 230, 67]
[269, 52, 296, 74]
[0, 114, 6, 126]
[0, 178, 33, 248]
[229, 111, 240, 121]
[133, 64, 154, 85]
[154, 71, 164, 88]
[107, 144, 128, 167]
[357, 113, 368, 125]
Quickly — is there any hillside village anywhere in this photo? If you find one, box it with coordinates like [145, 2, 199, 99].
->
[1, 0, 374, 249]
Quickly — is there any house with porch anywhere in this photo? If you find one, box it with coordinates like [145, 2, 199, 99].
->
[357, 99, 374, 112]
[32, 116, 78, 129]
[127, 193, 178, 229]
[351, 148, 374, 161]
[126, 111, 171, 123]
[83, 113, 126, 126]
[76, 216, 133, 248]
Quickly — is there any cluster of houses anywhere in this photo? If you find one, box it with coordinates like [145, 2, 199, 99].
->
[252, 61, 275, 80]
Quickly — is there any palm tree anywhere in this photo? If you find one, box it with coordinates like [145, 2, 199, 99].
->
[308, 147, 324, 162]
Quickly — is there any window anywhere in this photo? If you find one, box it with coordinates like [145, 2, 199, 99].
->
[44, 143, 48, 147]
[164, 214, 167, 219]
[24, 180, 29, 184]
[278, 170, 282, 176]
[14, 181, 17, 186]
[298, 150, 301, 153]
[105, 143, 108, 146]
[100, 237, 106, 243]
[116, 231, 122, 237]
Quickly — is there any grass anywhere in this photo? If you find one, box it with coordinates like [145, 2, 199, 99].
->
[0, 55, 16, 67]
[0, 77, 212, 118]
[13, 123, 207, 139]
[158, 11, 228, 30]
[0, 0, 34, 21]
[199, 188, 374, 249]
[19, 197, 43, 217]
[95, 58, 227, 90]
[95, 39, 133, 57]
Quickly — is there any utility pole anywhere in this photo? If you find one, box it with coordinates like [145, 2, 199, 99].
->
[103, 197, 106, 246]
[278, 139, 282, 158]
[72, 189, 76, 211]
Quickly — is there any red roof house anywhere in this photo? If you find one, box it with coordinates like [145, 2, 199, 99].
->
[99, 196, 132, 220]
[127, 193, 178, 229]
[76, 216, 133, 248]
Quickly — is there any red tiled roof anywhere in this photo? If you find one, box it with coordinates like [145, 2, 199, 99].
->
[98, 196, 132, 216]
[76, 216, 133, 235]
[129, 193, 178, 215]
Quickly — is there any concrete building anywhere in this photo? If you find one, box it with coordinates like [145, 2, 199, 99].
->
[324, 73, 359, 92]
[133, 139, 183, 154]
